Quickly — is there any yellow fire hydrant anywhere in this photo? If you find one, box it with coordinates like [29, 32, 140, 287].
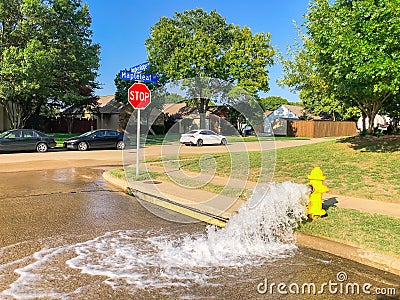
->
[307, 167, 328, 220]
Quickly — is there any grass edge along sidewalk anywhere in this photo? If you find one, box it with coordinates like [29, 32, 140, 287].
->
[103, 169, 400, 276]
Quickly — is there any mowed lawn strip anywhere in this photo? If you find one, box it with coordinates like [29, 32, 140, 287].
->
[298, 207, 400, 257]
[273, 138, 400, 203]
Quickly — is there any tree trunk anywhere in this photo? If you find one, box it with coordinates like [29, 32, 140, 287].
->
[198, 98, 209, 129]
[361, 111, 367, 132]
[4, 100, 29, 129]
[366, 101, 383, 133]
[367, 111, 376, 133]
[356, 94, 391, 134]
[66, 116, 74, 133]
[144, 108, 156, 135]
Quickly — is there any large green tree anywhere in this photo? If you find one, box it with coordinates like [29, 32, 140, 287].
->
[258, 96, 289, 111]
[0, 0, 100, 129]
[281, 0, 400, 130]
[145, 8, 275, 128]
[280, 38, 359, 121]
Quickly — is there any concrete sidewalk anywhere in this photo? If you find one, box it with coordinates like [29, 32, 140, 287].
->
[324, 193, 400, 218]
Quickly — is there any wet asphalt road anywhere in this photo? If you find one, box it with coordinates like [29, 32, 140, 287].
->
[0, 151, 398, 299]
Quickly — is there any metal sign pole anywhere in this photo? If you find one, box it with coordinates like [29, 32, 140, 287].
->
[126, 67, 153, 177]
[136, 109, 141, 177]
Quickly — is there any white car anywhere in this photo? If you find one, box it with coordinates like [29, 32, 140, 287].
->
[180, 130, 227, 146]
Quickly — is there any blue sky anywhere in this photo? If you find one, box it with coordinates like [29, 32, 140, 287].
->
[84, 1, 309, 102]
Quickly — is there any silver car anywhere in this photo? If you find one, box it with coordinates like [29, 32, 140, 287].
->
[180, 130, 227, 146]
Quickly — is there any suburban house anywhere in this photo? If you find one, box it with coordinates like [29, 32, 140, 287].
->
[44, 95, 122, 133]
[163, 103, 231, 134]
[96, 95, 125, 130]
[267, 104, 306, 121]
[264, 104, 306, 135]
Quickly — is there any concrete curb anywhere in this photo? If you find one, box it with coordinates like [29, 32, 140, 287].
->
[102, 171, 229, 228]
[102, 170, 400, 277]
[102, 171, 129, 192]
[295, 232, 400, 277]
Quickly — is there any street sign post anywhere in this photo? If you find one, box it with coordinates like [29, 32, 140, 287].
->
[128, 83, 151, 176]
[131, 61, 150, 73]
[119, 71, 158, 83]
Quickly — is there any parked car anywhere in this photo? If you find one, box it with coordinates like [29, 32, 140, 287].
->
[180, 129, 227, 146]
[0, 129, 56, 153]
[63, 129, 127, 151]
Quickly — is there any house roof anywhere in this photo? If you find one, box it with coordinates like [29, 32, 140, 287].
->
[97, 95, 124, 114]
[264, 110, 273, 117]
[97, 95, 115, 107]
[282, 105, 305, 118]
[162, 103, 228, 118]
[162, 103, 188, 116]
[207, 106, 228, 118]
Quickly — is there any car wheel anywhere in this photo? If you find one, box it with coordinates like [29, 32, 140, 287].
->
[36, 142, 48, 153]
[78, 141, 88, 151]
[221, 138, 227, 145]
[116, 140, 125, 150]
[196, 139, 203, 146]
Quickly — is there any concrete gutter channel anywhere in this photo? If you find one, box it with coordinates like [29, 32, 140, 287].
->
[103, 171, 400, 277]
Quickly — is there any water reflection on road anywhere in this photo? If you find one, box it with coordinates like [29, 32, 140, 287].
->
[0, 168, 398, 299]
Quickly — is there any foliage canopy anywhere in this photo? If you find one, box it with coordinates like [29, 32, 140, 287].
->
[144, 8, 275, 129]
[0, 0, 100, 128]
[281, 0, 400, 129]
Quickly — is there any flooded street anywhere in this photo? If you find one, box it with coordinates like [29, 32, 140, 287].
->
[0, 166, 399, 299]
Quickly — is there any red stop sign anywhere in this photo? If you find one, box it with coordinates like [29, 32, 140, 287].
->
[128, 83, 151, 109]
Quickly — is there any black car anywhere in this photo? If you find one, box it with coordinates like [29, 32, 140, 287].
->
[0, 129, 56, 153]
[63, 129, 127, 151]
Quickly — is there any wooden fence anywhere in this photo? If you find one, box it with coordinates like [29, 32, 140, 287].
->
[287, 120, 357, 138]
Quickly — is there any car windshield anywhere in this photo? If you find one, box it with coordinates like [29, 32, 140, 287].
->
[185, 130, 198, 134]
[0, 131, 10, 139]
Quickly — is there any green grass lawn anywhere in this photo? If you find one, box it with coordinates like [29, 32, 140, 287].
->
[225, 135, 310, 142]
[298, 207, 400, 257]
[273, 137, 400, 202]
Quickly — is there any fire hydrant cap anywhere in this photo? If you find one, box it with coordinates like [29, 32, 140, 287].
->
[308, 167, 326, 181]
